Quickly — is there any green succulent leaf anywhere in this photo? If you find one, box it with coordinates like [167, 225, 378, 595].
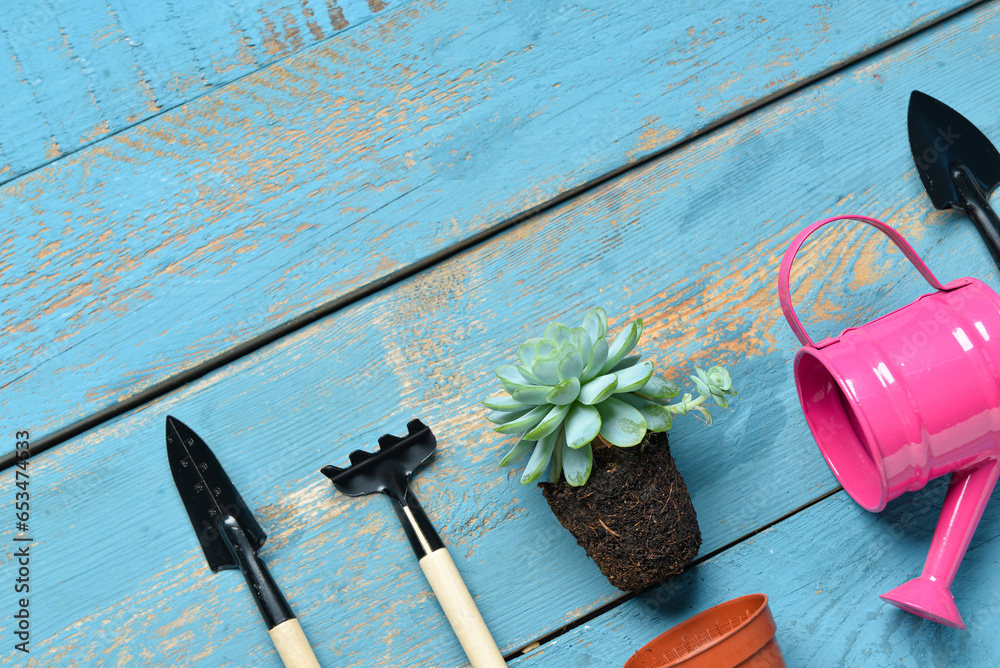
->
[572, 327, 593, 364]
[564, 402, 601, 448]
[562, 441, 593, 486]
[500, 437, 534, 466]
[596, 396, 647, 447]
[706, 366, 733, 391]
[602, 319, 643, 373]
[482, 396, 532, 411]
[487, 407, 534, 424]
[609, 354, 642, 372]
[494, 405, 549, 434]
[558, 351, 585, 381]
[619, 393, 673, 432]
[518, 338, 544, 367]
[636, 375, 681, 399]
[500, 377, 529, 394]
[535, 339, 558, 358]
[578, 373, 618, 405]
[550, 430, 565, 484]
[510, 384, 557, 405]
[582, 308, 607, 343]
[691, 372, 711, 397]
[532, 357, 562, 385]
[495, 365, 523, 386]
[581, 336, 609, 382]
[555, 344, 579, 371]
[525, 403, 571, 440]
[545, 323, 574, 346]
[546, 377, 581, 405]
[695, 405, 713, 426]
[613, 360, 654, 393]
[521, 430, 558, 484]
[517, 365, 541, 384]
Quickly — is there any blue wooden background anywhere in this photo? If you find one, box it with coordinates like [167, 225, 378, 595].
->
[3, 1, 1000, 666]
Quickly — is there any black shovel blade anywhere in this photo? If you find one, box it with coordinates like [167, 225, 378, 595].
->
[166, 416, 267, 571]
[908, 90, 1000, 209]
[321, 419, 436, 500]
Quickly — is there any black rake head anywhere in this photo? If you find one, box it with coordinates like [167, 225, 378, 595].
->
[321, 419, 437, 502]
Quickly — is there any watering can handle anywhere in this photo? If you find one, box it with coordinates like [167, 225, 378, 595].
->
[778, 215, 947, 347]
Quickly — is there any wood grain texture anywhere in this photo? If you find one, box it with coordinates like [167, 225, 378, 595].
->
[0, 0, 394, 183]
[4, 4, 1000, 666]
[511, 488, 1000, 667]
[0, 0, 972, 442]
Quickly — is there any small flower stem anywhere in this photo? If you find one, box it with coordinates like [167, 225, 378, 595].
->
[665, 393, 709, 414]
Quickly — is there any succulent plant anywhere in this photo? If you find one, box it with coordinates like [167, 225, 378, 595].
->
[484, 308, 735, 486]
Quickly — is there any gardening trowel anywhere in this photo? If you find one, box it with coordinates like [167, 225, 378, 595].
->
[166, 416, 320, 668]
[908, 90, 1000, 269]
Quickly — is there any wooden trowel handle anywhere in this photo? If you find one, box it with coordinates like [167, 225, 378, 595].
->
[419, 547, 507, 668]
[269, 618, 321, 668]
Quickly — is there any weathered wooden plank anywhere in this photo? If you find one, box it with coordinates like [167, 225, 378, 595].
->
[0, 0, 973, 443]
[0, 0, 393, 183]
[4, 4, 1000, 665]
[512, 488, 1000, 667]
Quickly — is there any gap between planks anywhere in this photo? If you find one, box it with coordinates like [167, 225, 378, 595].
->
[502, 486, 844, 662]
[0, 0, 988, 474]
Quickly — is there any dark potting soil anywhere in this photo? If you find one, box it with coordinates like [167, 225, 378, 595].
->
[540, 431, 701, 592]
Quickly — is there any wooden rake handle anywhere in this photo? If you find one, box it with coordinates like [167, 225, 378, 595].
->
[419, 547, 507, 667]
[403, 506, 507, 667]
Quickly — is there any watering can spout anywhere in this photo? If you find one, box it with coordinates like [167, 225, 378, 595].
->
[880, 459, 1000, 629]
[880, 577, 964, 629]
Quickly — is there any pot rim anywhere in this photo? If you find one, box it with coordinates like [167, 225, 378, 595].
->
[624, 593, 778, 668]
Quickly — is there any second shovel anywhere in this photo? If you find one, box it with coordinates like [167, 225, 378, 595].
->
[908, 90, 1000, 268]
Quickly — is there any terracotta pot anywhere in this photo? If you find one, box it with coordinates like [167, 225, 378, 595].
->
[623, 594, 785, 668]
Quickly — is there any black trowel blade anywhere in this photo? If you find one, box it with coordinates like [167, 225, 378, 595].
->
[908, 90, 1000, 210]
[166, 416, 267, 571]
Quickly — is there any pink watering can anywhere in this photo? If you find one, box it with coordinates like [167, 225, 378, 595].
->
[778, 214, 1000, 629]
